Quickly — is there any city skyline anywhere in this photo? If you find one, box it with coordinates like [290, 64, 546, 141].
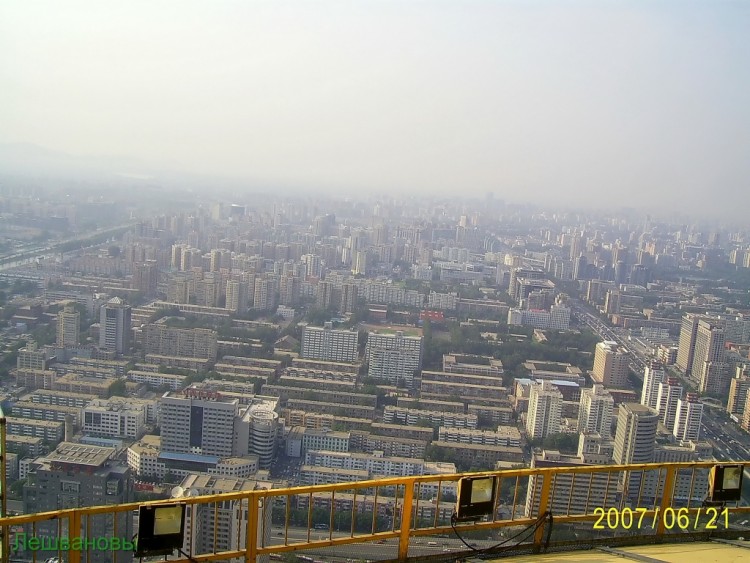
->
[3, 3, 750, 555]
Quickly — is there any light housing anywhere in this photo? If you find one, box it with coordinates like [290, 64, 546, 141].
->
[455, 476, 497, 521]
[709, 464, 743, 503]
[134, 503, 186, 557]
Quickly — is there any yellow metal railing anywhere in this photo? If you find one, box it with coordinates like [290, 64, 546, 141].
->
[2, 460, 750, 562]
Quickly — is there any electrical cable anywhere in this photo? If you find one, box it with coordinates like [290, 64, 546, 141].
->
[449, 510, 553, 558]
[543, 512, 553, 551]
[177, 547, 200, 563]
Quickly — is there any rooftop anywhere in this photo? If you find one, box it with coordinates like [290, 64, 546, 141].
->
[176, 473, 273, 493]
[364, 324, 423, 337]
[44, 442, 115, 467]
[158, 451, 220, 465]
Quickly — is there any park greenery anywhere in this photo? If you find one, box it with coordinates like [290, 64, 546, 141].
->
[423, 319, 598, 385]
[528, 432, 580, 453]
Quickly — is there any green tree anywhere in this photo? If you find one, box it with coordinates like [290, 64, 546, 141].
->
[108, 379, 127, 397]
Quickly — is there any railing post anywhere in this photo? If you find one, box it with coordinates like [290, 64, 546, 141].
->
[246, 494, 259, 563]
[397, 483, 414, 561]
[655, 465, 676, 538]
[533, 470, 552, 550]
[69, 510, 82, 563]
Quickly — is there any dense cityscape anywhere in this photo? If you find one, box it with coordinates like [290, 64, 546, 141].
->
[2, 1, 749, 561]
[1, 180, 750, 559]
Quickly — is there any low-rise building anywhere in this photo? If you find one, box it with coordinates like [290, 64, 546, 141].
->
[300, 465, 369, 486]
[301, 428, 351, 453]
[467, 403, 514, 424]
[127, 435, 262, 480]
[305, 450, 427, 477]
[7, 417, 64, 442]
[442, 354, 504, 377]
[53, 373, 119, 397]
[13, 368, 57, 390]
[11, 401, 83, 426]
[23, 388, 98, 408]
[429, 440, 524, 467]
[83, 397, 155, 438]
[127, 370, 186, 390]
[438, 425, 521, 447]
[383, 405, 478, 429]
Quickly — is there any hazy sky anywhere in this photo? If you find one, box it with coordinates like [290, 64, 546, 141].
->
[1, 1, 749, 215]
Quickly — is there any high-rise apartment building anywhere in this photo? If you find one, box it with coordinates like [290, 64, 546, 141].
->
[340, 281, 359, 314]
[352, 250, 368, 275]
[209, 249, 223, 272]
[56, 302, 80, 347]
[132, 260, 158, 296]
[171, 243, 186, 270]
[693, 320, 728, 394]
[592, 341, 629, 388]
[144, 324, 218, 361]
[613, 403, 658, 499]
[524, 448, 617, 519]
[675, 313, 729, 377]
[508, 267, 545, 303]
[195, 277, 219, 307]
[175, 474, 273, 563]
[253, 277, 278, 311]
[578, 384, 614, 438]
[279, 274, 301, 306]
[99, 297, 132, 355]
[526, 381, 563, 440]
[673, 393, 703, 442]
[640, 361, 665, 410]
[727, 367, 750, 415]
[366, 330, 424, 387]
[569, 234, 583, 261]
[302, 253, 322, 278]
[301, 323, 359, 363]
[167, 275, 194, 304]
[160, 389, 239, 457]
[656, 377, 682, 432]
[676, 313, 704, 374]
[316, 280, 335, 309]
[225, 279, 247, 312]
[742, 394, 750, 432]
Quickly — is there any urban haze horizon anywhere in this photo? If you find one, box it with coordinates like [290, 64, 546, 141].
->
[0, 141, 738, 229]
[2, 1, 749, 220]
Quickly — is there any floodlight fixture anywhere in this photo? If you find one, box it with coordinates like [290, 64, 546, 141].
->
[709, 464, 744, 503]
[455, 476, 497, 522]
[134, 503, 187, 557]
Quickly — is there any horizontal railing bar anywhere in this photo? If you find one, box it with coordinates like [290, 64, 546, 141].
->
[2, 460, 743, 527]
[137, 505, 750, 563]
[1, 459, 748, 563]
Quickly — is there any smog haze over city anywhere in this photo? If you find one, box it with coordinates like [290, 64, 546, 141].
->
[2, 0, 749, 218]
[6, 3, 750, 560]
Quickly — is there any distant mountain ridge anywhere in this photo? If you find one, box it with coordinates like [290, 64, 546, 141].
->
[0, 142, 159, 180]
[0, 143, 293, 198]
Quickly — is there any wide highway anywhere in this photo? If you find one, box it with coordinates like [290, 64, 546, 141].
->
[570, 299, 750, 463]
